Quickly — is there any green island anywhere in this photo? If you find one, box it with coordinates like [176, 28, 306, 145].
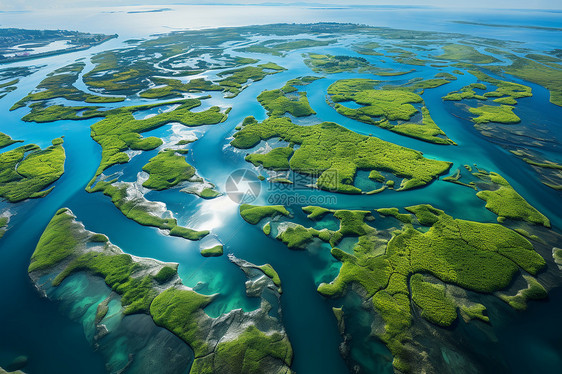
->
[28, 208, 293, 374]
[257, 77, 320, 117]
[247, 203, 547, 372]
[239, 204, 291, 225]
[328, 79, 455, 144]
[90, 179, 209, 241]
[442, 166, 551, 227]
[87, 98, 227, 186]
[235, 38, 337, 56]
[0, 132, 22, 149]
[142, 149, 196, 190]
[490, 55, 562, 107]
[0, 78, 19, 99]
[304, 53, 414, 75]
[435, 44, 499, 64]
[468, 104, 520, 124]
[200, 245, 224, 257]
[258, 264, 282, 293]
[140, 77, 223, 99]
[10, 62, 124, 111]
[217, 63, 286, 97]
[443, 70, 532, 120]
[232, 116, 451, 192]
[0, 138, 65, 202]
[473, 170, 551, 227]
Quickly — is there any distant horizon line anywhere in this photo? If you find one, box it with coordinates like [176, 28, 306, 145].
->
[1, 3, 562, 12]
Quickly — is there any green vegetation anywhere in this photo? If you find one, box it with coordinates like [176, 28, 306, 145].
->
[90, 180, 208, 240]
[239, 204, 291, 225]
[460, 303, 489, 323]
[154, 266, 177, 283]
[315, 204, 545, 370]
[304, 54, 414, 75]
[30, 207, 293, 373]
[499, 275, 547, 310]
[235, 38, 336, 56]
[28, 208, 87, 272]
[443, 70, 532, 106]
[200, 245, 223, 257]
[245, 147, 293, 170]
[435, 44, 499, 64]
[87, 98, 226, 185]
[0, 132, 22, 149]
[217, 63, 285, 97]
[262, 222, 271, 235]
[443, 83, 488, 101]
[277, 223, 333, 249]
[475, 172, 550, 227]
[469, 104, 520, 124]
[0, 139, 65, 202]
[392, 107, 456, 145]
[140, 77, 222, 99]
[493, 55, 562, 107]
[353, 42, 383, 56]
[142, 149, 196, 190]
[410, 274, 457, 327]
[231, 116, 451, 192]
[258, 264, 282, 292]
[191, 325, 293, 373]
[328, 79, 454, 144]
[95, 298, 110, 324]
[376, 208, 412, 224]
[442, 168, 477, 190]
[0, 216, 8, 239]
[257, 78, 318, 117]
[11, 62, 124, 111]
[254, 201, 546, 370]
[329, 79, 421, 121]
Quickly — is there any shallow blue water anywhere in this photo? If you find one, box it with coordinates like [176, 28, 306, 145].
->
[0, 6, 561, 374]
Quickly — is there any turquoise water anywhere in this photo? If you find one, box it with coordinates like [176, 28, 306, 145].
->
[0, 5, 561, 374]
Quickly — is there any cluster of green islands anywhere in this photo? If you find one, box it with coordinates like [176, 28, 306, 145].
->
[0, 22, 561, 374]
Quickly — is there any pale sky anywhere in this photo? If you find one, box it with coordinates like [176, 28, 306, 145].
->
[0, 0, 561, 11]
